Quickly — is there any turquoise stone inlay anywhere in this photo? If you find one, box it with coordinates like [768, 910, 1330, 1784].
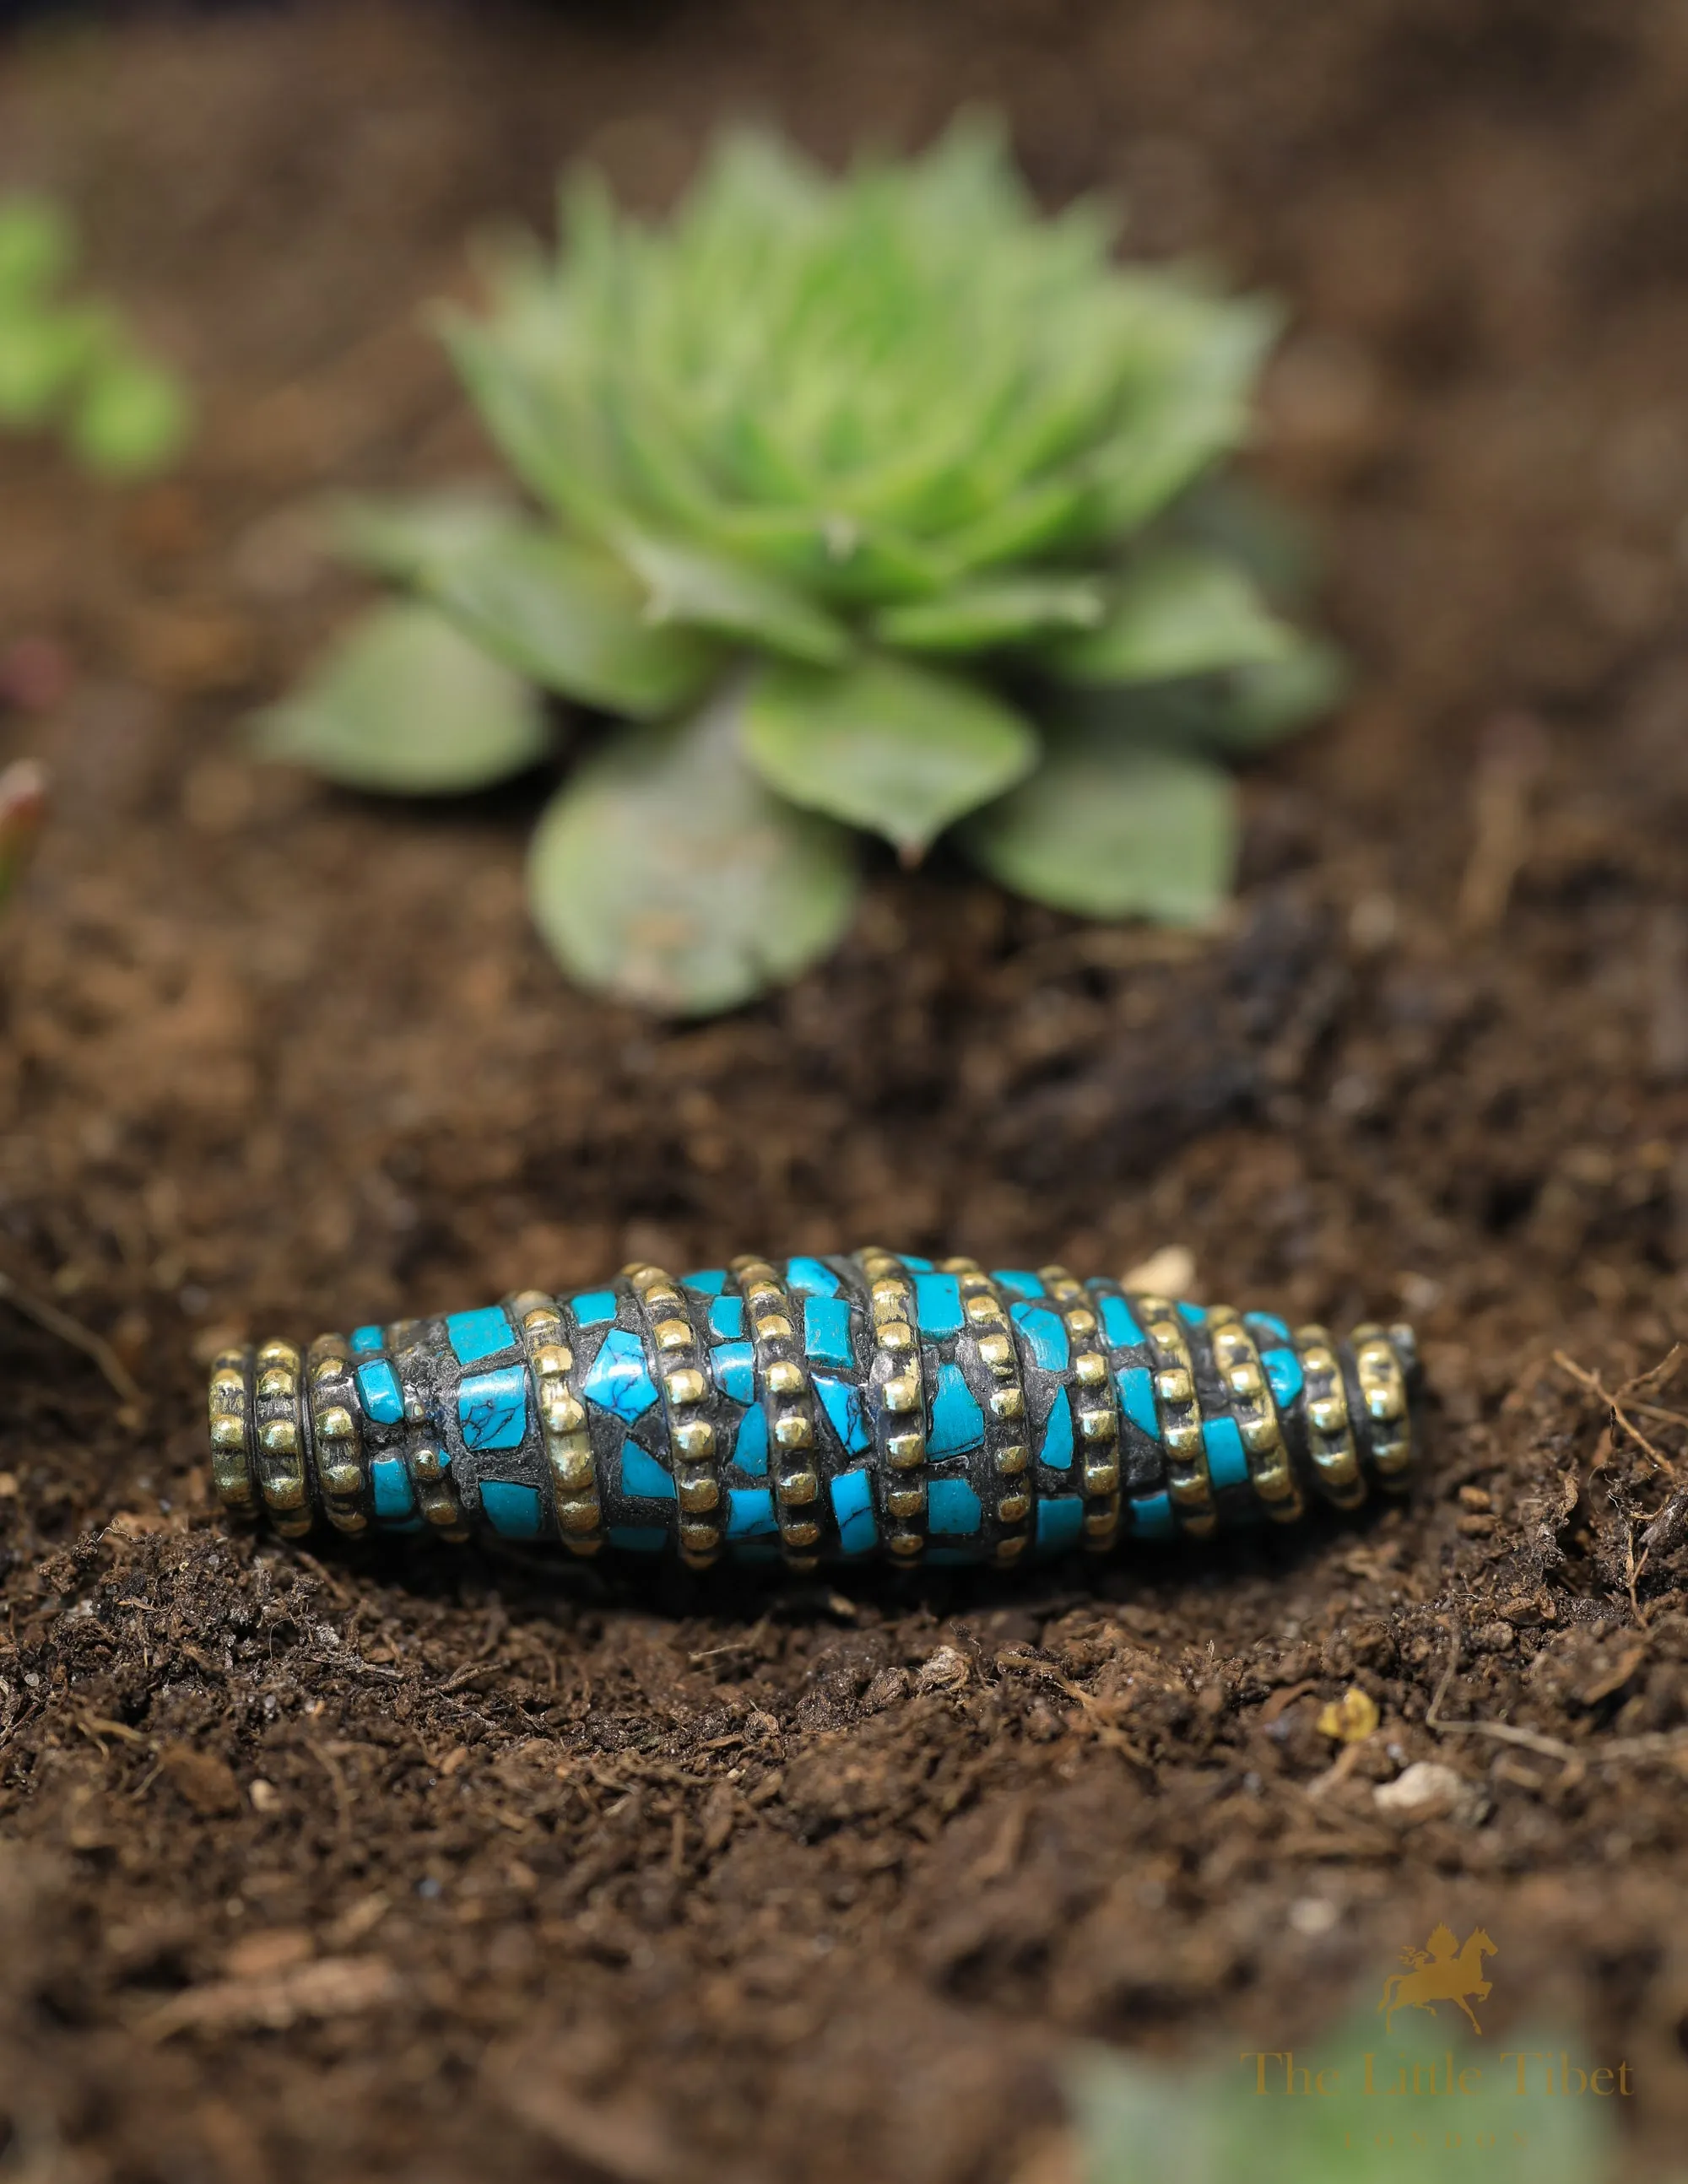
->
[993, 1269, 1045, 1300]
[899, 1254, 934, 1272]
[1117, 1364, 1160, 1441]
[829, 1467, 877, 1554]
[480, 1481, 542, 1538]
[619, 1441, 677, 1500]
[813, 1372, 872, 1456]
[928, 1476, 982, 1534]
[569, 1289, 619, 1328]
[1262, 1345, 1304, 1408]
[732, 1405, 769, 1476]
[1011, 1300, 1069, 1373]
[458, 1365, 527, 1451]
[784, 1256, 839, 1297]
[446, 1305, 514, 1366]
[609, 1523, 667, 1553]
[727, 1486, 778, 1539]
[370, 1457, 414, 1520]
[355, 1360, 403, 1426]
[1247, 1311, 1293, 1347]
[1177, 1300, 1209, 1327]
[1039, 1386, 1074, 1468]
[1098, 1292, 1145, 1349]
[1130, 1491, 1177, 1540]
[928, 1362, 984, 1456]
[912, 1272, 964, 1337]
[803, 1296, 855, 1370]
[1037, 1496, 1084, 1549]
[1202, 1414, 1251, 1490]
[680, 1268, 728, 1296]
[582, 1327, 659, 1422]
[350, 1324, 385, 1355]
[709, 1295, 744, 1341]
[711, 1339, 755, 1405]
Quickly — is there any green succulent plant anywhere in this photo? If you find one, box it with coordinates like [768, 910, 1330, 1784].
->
[0, 195, 191, 481]
[261, 120, 1339, 1014]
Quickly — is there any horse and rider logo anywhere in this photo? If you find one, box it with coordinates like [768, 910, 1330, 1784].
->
[1378, 1923, 1498, 2035]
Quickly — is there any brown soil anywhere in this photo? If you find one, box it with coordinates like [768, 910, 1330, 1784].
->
[4, 3, 1688, 2178]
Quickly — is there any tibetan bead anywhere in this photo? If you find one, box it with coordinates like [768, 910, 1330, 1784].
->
[210, 1256, 1420, 1568]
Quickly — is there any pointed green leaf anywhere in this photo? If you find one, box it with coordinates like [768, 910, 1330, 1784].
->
[425, 527, 722, 719]
[744, 651, 1037, 857]
[333, 489, 517, 583]
[1211, 636, 1347, 749]
[68, 352, 191, 479]
[253, 603, 550, 794]
[960, 721, 1236, 922]
[619, 532, 852, 667]
[1046, 547, 1297, 686]
[528, 685, 858, 1014]
[874, 575, 1106, 654]
[0, 310, 92, 426]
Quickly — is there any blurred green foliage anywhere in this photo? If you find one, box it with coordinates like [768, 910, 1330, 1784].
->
[0, 194, 190, 480]
[1069, 2014, 1620, 2184]
[262, 120, 1339, 1013]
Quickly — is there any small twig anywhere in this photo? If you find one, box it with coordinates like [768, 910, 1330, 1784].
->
[0, 1269, 141, 1405]
[1426, 1624, 1688, 1774]
[1555, 1351, 1678, 1477]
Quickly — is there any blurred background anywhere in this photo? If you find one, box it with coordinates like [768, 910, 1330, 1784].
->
[3, 5, 1688, 2182]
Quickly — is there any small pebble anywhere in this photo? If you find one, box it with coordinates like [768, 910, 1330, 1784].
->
[1373, 1760, 1464, 1822]
[917, 1646, 970, 1694]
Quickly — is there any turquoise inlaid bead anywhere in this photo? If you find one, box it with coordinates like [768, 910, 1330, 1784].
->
[711, 1338, 755, 1405]
[727, 1486, 778, 1539]
[1117, 1364, 1160, 1441]
[680, 1268, 728, 1296]
[732, 1405, 769, 1476]
[899, 1254, 934, 1272]
[1247, 1311, 1293, 1347]
[355, 1360, 403, 1426]
[928, 1362, 984, 1456]
[1039, 1386, 1074, 1468]
[1177, 1300, 1209, 1327]
[1037, 1496, 1084, 1549]
[570, 1289, 619, 1328]
[350, 1324, 385, 1355]
[784, 1256, 840, 1297]
[829, 1467, 877, 1554]
[609, 1523, 668, 1553]
[1262, 1345, 1304, 1408]
[582, 1327, 659, 1422]
[813, 1372, 872, 1456]
[619, 1441, 677, 1500]
[1098, 1292, 1145, 1349]
[371, 1457, 415, 1520]
[1202, 1414, 1251, 1490]
[446, 1306, 514, 1365]
[928, 1476, 982, 1534]
[912, 1272, 964, 1337]
[480, 1481, 542, 1538]
[1130, 1491, 1177, 1540]
[1011, 1300, 1069, 1372]
[803, 1295, 855, 1369]
[993, 1269, 1046, 1300]
[709, 1295, 745, 1341]
[458, 1365, 527, 1451]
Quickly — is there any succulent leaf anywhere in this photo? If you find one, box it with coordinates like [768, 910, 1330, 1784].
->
[69, 349, 192, 480]
[0, 196, 76, 300]
[528, 682, 858, 1014]
[255, 603, 551, 794]
[1045, 545, 1296, 686]
[960, 714, 1236, 922]
[874, 574, 1106, 654]
[744, 651, 1038, 858]
[617, 531, 852, 667]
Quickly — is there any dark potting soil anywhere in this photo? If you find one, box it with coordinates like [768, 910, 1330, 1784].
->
[3, 3, 1688, 2177]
